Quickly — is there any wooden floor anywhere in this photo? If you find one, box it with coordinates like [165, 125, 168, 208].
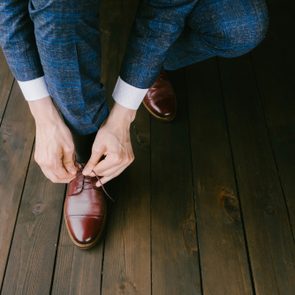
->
[0, 0, 295, 294]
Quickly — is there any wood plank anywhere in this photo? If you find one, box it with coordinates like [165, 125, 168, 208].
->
[100, 0, 151, 293]
[51, 221, 104, 294]
[251, 0, 295, 234]
[0, 83, 35, 287]
[0, 50, 14, 120]
[186, 60, 253, 295]
[218, 55, 295, 294]
[101, 106, 151, 295]
[1, 156, 65, 294]
[151, 70, 201, 295]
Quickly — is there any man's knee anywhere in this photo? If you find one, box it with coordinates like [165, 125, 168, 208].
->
[204, 4, 269, 57]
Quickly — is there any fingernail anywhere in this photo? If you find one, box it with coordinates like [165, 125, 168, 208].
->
[96, 181, 101, 187]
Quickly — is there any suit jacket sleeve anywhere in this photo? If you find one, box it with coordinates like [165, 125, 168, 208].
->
[119, 0, 197, 89]
[0, 0, 44, 81]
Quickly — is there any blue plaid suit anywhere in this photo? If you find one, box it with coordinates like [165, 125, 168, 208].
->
[0, 0, 268, 135]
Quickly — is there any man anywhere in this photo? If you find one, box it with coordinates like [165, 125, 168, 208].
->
[0, 0, 268, 249]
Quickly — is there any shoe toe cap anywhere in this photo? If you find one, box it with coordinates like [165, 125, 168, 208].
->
[66, 216, 105, 247]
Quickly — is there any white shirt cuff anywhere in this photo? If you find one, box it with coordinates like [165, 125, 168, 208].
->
[112, 77, 149, 110]
[17, 76, 50, 101]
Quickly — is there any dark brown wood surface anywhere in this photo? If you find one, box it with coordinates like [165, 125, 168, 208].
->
[0, 0, 294, 294]
[187, 60, 253, 295]
[0, 50, 13, 120]
[100, 2, 151, 293]
[1, 159, 65, 294]
[219, 55, 295, 294]
[0, 84, 35, 287]
[251, 0, 295, 235]
[51, 224, 104, 294]
[150, 70, 201, 295]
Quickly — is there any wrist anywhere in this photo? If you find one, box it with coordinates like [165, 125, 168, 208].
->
[106, 102, 137, 127]
[28, 96, 63, 126]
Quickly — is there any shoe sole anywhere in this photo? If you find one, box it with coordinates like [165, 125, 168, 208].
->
[143, 100, 176, 122]
[63, 202, 107, 250]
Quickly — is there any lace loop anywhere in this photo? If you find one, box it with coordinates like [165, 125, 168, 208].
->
[91, 170, 115, 202]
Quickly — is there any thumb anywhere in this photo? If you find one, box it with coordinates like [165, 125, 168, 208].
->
[63, 149, 77, 175]
[82, 145, 105, 176]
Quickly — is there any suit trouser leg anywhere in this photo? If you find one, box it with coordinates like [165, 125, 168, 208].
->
[28, 0, 108, 162]
[163, 0, 269, 71]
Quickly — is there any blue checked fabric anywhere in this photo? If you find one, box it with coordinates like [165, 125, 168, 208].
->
[0, 0, 268, 134]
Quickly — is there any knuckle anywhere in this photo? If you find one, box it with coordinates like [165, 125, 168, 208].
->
[126, 154, 134, 164]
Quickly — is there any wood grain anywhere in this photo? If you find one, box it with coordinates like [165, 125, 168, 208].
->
[0, 83, 35, 287]
[251, 0, 295, 235]
[101, 106, 151, 295]
[0, 50, 14, 120]
[151, 70, 201, 295]
[51, 222, 104, 294]
[219, 55, 295, 294]
[1, 158, 65, 294]
[100, 0, 151, 294]
[187, 60, 253, 295]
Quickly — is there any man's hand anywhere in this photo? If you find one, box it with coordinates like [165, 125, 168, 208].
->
[82, 103, 136, 187]
[28, 97, 78, 183]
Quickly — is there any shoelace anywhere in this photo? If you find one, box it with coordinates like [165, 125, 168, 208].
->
[72, 167, 114, 202]
[91, 170, 114, 202]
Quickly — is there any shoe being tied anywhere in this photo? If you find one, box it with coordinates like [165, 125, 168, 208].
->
[64, 165, 112, 249]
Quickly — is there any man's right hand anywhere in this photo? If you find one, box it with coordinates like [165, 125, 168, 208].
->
[28, 96, 78, 183]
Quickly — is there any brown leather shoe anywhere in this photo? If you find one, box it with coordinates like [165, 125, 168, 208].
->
[64, 165, 109, 249]
[143, 71, 177, 121]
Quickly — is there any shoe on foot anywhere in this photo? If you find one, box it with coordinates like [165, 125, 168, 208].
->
[143, 71, 177, 121]
[64, 164, 110, 249]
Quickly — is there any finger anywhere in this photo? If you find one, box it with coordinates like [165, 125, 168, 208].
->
[51, 166, 75, 183]
[40, 167, 65, 183]
[45, 151, 76, 182]
[91, 154, 122, 176]
[82, 145, 105, 175]
[62, 149, 77, 175]
[95, 161, 128, 177]
[96, 153, 134, 177]
[97, 153, 134, 177]
[52, 156, 74, 180]
[95, 166, 126, 187]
